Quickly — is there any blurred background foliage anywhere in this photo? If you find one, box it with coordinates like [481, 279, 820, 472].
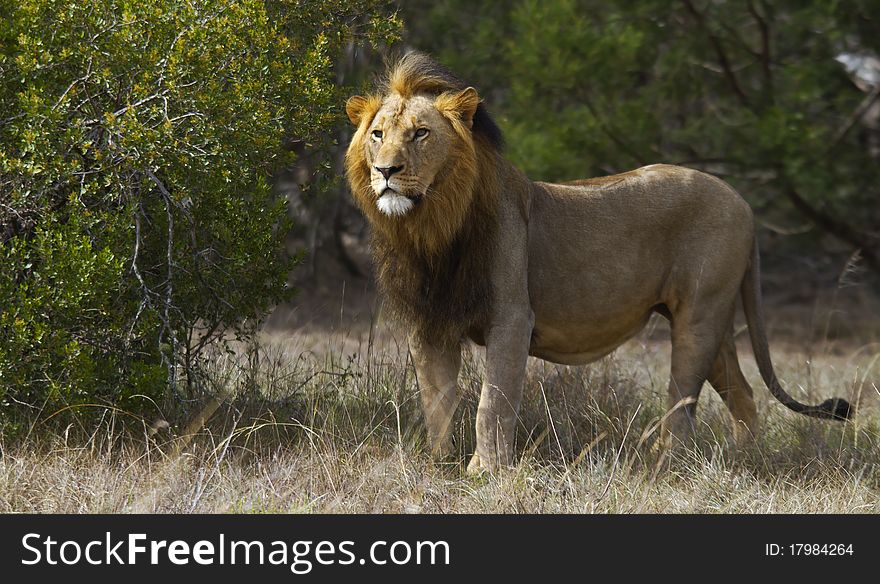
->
[400, 0, 880, 273]
[1, 0, 879, 430]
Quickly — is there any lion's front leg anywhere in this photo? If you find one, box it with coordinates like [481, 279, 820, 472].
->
[411, 335, 462, 459]
[467, 312, 533, 474]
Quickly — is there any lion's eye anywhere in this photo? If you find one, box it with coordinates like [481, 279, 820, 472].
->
[414, 128, 429, 139]
[371, 129, 383, 140]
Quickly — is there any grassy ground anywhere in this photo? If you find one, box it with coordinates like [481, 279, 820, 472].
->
[1, 322, 879, 513]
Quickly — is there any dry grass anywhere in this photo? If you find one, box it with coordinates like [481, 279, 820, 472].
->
[2, 322, 879, 513]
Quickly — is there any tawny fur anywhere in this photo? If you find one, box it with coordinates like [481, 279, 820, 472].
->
[345, 52, 851, 474]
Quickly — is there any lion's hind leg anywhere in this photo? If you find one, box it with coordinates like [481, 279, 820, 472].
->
[707, 330, 758, 444]
[661, 297, 735, 450]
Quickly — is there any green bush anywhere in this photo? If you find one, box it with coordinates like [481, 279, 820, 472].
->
[0, 0, 400, 428]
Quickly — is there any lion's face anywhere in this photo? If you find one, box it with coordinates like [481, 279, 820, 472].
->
[361, 94, 455, 216]
[346, 88, 480, 219]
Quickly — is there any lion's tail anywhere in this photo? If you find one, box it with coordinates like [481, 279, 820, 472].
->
[741, 239, 852, 421]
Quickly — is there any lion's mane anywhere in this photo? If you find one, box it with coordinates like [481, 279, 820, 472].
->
[344, 53, 505, 347]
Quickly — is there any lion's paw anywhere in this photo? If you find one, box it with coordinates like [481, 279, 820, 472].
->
[466, 453, 493, 476]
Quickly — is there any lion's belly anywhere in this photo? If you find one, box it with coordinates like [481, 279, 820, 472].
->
[527, 310, 653, 365]
[524, 244, 665, 366]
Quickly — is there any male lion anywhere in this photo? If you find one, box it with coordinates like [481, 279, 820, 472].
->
[344, 52, 852, 473]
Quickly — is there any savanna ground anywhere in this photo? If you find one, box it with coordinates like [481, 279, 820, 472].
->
[2, 266, 879, 514]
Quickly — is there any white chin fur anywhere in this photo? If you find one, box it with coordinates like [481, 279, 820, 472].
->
[376, 192, 415, 216]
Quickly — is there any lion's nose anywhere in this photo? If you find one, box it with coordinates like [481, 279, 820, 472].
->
[375, 165, 404, 180]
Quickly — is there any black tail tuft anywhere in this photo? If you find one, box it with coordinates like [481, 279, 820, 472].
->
[815, 398, 853, 421]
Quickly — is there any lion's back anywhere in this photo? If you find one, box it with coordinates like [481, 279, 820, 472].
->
[537, 164, 753, 240]
[528, 164, 755, 300]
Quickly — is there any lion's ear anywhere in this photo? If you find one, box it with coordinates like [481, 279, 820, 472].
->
[437, 87, 481, 127]
[346, 95, 369, 126]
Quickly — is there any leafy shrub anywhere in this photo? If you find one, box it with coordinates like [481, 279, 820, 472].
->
[0, 0, 400, 428]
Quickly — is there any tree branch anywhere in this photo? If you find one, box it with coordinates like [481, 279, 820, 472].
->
[145, 168, 181, 398]
[781, 182, 880, 274]
[681, 0, 753, 110]
[746, 0, 773, 102]
[827, 83, 880, 153]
